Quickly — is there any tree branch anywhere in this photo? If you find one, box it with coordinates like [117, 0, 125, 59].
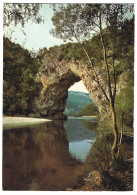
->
[99, 10, 113, 103]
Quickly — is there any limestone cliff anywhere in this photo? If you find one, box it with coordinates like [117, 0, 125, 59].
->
[31, 47, 109, 119]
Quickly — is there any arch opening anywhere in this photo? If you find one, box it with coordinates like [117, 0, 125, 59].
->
[64, 81, 94, 117]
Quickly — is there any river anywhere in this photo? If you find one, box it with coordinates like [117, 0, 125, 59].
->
[3, 117, 98, 191]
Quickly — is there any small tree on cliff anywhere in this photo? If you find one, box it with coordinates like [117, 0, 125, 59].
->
[51, 4, 134, 161]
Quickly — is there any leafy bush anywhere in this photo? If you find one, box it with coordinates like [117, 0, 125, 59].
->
[75, 103, 99, 117]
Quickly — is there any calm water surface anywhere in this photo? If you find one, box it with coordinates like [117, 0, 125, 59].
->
[3, 117, 98, 190]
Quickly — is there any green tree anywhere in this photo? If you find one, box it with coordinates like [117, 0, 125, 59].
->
[4, 3, 42, 27]
[51, 4, 134, 161]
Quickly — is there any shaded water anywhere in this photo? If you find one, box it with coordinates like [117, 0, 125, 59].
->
[3, 118, 98, 191]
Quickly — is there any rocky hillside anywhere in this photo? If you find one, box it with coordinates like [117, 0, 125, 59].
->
[64, 91, 93, 116]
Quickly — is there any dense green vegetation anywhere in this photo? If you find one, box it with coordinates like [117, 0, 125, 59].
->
[3, 38, 41, 116]
[75, 103, 99, 117]
[58, 18, 134, 68]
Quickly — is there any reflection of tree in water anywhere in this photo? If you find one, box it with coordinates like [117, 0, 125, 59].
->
[3, 121, 84, 191]
[84, 134, 133, 191]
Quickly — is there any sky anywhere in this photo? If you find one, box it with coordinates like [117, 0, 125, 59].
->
[4, 4, 89, 93]
[69, 81, 88, 93]
[4, 4, 64, 51]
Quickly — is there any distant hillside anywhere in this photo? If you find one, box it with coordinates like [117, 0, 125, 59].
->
[64, 91, 93, 116]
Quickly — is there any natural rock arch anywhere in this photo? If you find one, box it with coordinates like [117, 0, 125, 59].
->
[33, 48, 108, 119]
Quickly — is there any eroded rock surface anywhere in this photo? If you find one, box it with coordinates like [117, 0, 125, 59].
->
[33, 48, 109, 119]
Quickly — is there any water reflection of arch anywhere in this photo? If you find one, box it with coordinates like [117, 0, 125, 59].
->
[3, 121, 83, 191]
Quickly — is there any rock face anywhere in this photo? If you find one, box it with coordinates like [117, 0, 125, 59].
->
[33, 48, 109, 119]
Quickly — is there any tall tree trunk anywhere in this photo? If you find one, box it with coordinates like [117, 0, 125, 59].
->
[110, 99, 119, 160]
[99, 11, 119, 161]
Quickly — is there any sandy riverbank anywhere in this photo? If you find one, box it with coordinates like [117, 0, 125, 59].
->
[81, 116, 97, 118]
[3, 116, 51, 129]
[3, 116, 51, 124]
